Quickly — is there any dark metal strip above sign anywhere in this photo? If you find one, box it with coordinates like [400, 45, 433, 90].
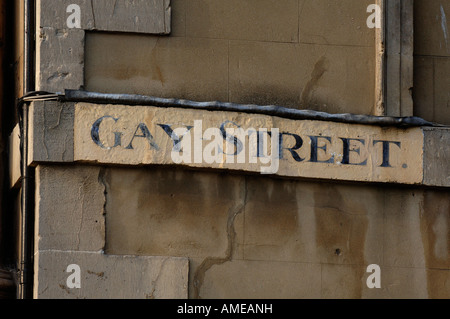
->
[62, 90, 438, 128]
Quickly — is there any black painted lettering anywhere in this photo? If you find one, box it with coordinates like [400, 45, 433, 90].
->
[340, 138, 367, 165]
[157, 124, 193, 151]
[125, 123, 159, 150]
[219, 121, 244, 156]
[309, 136, 334, 163]
[373, 140, 401, 167]
[279, 132, 304, 162]
[255, 130, 269, 158]
[91, 116, 122, 149]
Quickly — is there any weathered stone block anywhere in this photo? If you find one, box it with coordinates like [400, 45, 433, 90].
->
[320, 264, 368, 299]
[420, 190, 450, 270]
[413, 57, 434, 121]
[35, 165, 105, 251]
[37, 0, 171, 34]
[228, 41, 375, 114]
[193, 258, 321, 299]
[85, 34, 229, 102]
[34, 250, 188, 299]
[37, 0, 95, 30]
[243, 179, 385, 265]
[92, 0, 171, 34]
[298, 0, 375, 47]
[433, 58, 450, 124]
[383, 190, 428, 268]
[186, 0, 299, 42]
[423, 127, 450, 187]
[28, 101, 74, 165]
[414, 0, 450, 57]
[36, 27, 85, 92]
[377, 266, 429, 298]
[103, 167, 245, 260]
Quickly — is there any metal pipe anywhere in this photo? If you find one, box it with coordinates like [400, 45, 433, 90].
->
[18, 0, 35, 299]
[24, 0, 34, 94]
[18, 103, 30, 299]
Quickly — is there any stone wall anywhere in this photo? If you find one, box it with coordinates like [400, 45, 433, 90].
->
[84, 0, 377, 115]
[15, 0, 450, 299]
[414, 0, 450, 125]
[34, 164, 449, 298]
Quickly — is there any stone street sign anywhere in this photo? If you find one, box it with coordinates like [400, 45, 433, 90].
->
[73, 103, 424, 184]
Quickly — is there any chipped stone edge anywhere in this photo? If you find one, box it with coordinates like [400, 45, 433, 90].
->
[422, 126, 450, 187]
[28, 101, 75, 166]
[33, 250, 189, 299]
[36, 0, 171, 93]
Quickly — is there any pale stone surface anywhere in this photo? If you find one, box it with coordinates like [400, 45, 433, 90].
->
[28, 101, 74, 165]
[186, 0, 299, 42]
[170, 0, 186, 37]
[8, 124, 21, 188]
[85, 34, 229, 102]
[37, 0, 171, 34]
[419, 190, 450, 270]
[383, 188, 450, 269]
[426, 269, 450, 299]
[413, 57, 450, 126]
[37, 0, 95, 30]
[423, 127, 450, 187]
[36, 27, 85, 92]
[376, 266, 429, 299]
[104, 166, 449, 298]
[35, 0, 171, 92]
[433, 58, 450, 123]
[414, 0, 450, 125]
[84, 32, 376, 114]
[413, 57, 434, 120]
[228, 41, 375, 113]
[194, 259, 322, 299]
[298, 0, 375, 47]
[320, 264, 368, 299]
[414, 0, 450, 57]
[383, 189, 428, 268]
[34, 250, 188, 299]
[19, 0, 450, 301]
[243, 179, 384, 265]
[35, 165, 105, 251]
[73, 102, 424, 185]
[104, 167, 245, 260]
[91, 0, 171, 34]
[83, 1, 378, 115]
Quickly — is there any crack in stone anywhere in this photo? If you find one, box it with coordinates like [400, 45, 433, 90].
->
[192, 178, 248, 299]
[75, 178, 87, 250]
[147, 258, 169, 299]
[97, 168, 109, 252]
[90, 0, 97, 29]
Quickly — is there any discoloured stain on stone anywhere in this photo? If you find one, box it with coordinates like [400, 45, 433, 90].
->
[301, 56, 328, 105]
